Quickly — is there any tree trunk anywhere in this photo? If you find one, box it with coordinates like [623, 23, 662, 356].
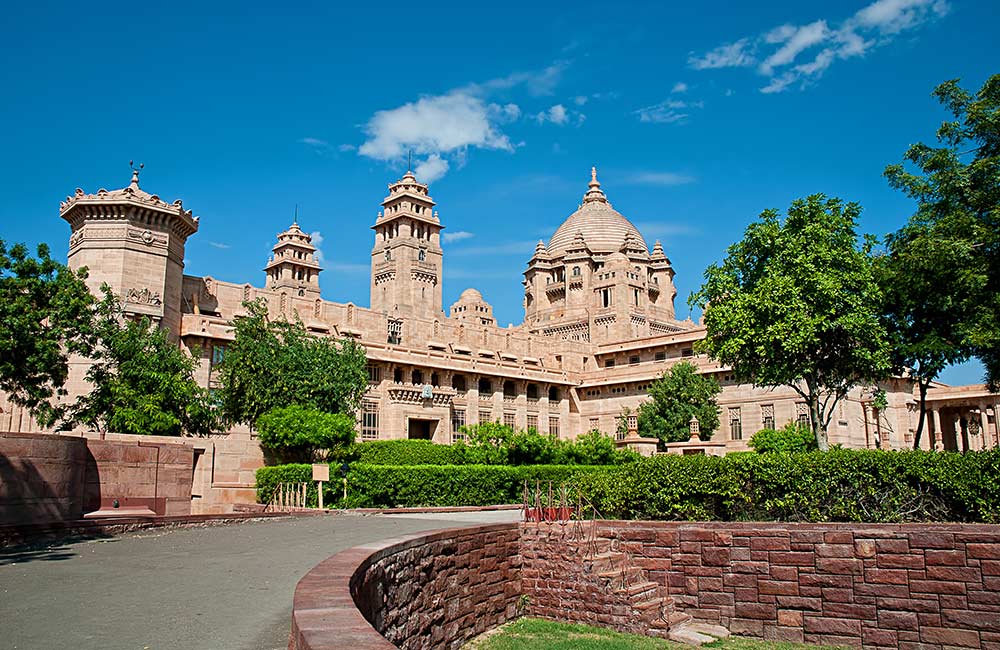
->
[913, 379, 929, 450]
[809, 389, 829, 451]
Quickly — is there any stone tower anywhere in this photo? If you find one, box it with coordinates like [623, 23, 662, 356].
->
[60, 165, 199, 338]
[264, 221, 322, 299]
[370, 170, 444, 320]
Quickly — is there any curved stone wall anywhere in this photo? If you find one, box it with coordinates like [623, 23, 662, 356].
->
[289, 523, 521, 650]
[290, 520, 1000, 650]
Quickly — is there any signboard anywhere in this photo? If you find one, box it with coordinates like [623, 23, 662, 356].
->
[312, 463, 330, 482]
[421, 384, 434, 399]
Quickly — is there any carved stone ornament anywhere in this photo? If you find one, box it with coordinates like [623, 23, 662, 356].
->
[125, 287, 162, 306]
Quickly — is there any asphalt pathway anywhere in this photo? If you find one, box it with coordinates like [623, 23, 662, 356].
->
[0, 511, 519, 650]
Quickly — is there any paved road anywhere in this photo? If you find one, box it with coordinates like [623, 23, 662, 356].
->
[0, 511, 519, 650]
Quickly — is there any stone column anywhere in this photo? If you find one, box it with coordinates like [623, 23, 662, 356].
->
[929, 407, 942, 451]
[982, 402, 995, 450]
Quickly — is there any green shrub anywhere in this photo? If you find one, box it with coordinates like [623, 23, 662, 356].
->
[255, 463, 314, 505]
[335, 464, 610, 508]
[748, 422, 818, 453]
[577, 449, 1000, 523]
[257, 405, 355, 462]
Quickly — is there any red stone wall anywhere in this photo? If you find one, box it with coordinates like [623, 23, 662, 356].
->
[0, 432, 194, 524]
[0, 432, 88, 524]
[291, 524, 522, 650]
[591, 521, 1000, 649]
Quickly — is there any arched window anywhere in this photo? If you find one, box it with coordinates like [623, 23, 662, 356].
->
[385, 249, 392, 261]
[418, 248, 426, 261]
[572, 266, 581, 276]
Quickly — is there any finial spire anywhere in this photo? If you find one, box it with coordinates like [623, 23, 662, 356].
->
[128, 160, 144, 188]
[582, 165, 608, 204]
[293, 204, 298, 226]
[407, 149, 412, 173]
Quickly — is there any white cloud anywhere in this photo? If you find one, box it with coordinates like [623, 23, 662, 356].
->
[442, 230, 475, 243]
[689, 0, 949, 93]
[671, 82, 688, 93]
[299, 137, 332, 154]
[534, 104, 569, 125]
[574, 95, 589, 106]
[338, 143, 356, 152]
[759, 20, 829, 75]
[688, 39, 755, 70]
[207, 241, 231, 249]
[624, 172, 696, 186]
[633, 99, 703, 125]
[414, 154, 450, 183]
[356, 63, 570, 181]
[310, 231, 325, 265]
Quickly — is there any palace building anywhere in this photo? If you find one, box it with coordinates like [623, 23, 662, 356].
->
[2, 166, 998, 460]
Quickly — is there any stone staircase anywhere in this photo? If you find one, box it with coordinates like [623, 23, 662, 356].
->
[582, 532, 730, 646]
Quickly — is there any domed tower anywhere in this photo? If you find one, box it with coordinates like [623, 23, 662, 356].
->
[370, 169, 444, 319]
[264, 221, 322, 299]
[60, 164, 199, 339]
[449, 288, 495, 326]
[523, 167, 679, 342]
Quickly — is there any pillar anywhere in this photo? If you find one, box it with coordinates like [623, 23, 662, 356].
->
[929, 407, 942, 451]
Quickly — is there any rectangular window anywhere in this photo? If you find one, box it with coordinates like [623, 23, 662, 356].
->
[729, 407, 742, 441]
[361, 401, 379, 441]
[548, 417, 560, 437]
[211, 345, 226, 368]
[796, 402, 810, 428]
[629, 355, 640, 365]
[604, 359, 616, 368]
[601, 287, 613, 308]
[615, 416, 627, 441]
[589, 417, 600, 432]
[761, 404, 775, 431]
[654, 351, 666, 362]
[503, 411, 516, 428]
[366, 364, 382, 384]
[451, 409, 466, 443]
[681, 347, 694, 357]
[526, 414, 538, 431]
[387, 319, 402, 345]
[479, 409, 492, 424]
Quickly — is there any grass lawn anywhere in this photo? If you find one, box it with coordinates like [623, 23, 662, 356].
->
[465, 618, 846, 650]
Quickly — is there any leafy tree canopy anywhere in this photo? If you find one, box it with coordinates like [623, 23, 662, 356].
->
[66, 287, 218, 436]
[690, 194, 891, 450]
[216, 299, 368, 426]
[637, 361, 721, 445]
[0, 240, 95, 426]
[884, 74, 1000, 391]
[256, 404, 356, 463]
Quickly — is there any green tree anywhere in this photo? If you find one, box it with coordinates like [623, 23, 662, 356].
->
[884, 75, 1000, 391]
[876, 224, 973, 448]
[66, 287, 218, 436]
[256, 404, 356, 463]
[0, 240, 95, 426]
[748, 422, 818, 453]
[690, 195, 891, 450]
[216, 299, 368, 426]
[637, 361, 721, 445]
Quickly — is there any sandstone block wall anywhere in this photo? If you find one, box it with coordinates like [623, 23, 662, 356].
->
[84, 438, 193, 516]
[592, 521, 1000, 649]
[291, 524, 522, 650]
[0, 432, 88, 524]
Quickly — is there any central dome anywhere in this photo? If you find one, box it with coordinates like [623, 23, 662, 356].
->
[547, 168, 647, 255]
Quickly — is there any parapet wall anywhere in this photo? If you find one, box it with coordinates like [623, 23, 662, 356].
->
[0, 432, 194, 524]
[290, 523, 522, 650]
[594, 521, 1000, 649]
[291, 520, 1000, 650]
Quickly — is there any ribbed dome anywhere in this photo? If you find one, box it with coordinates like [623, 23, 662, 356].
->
[547, 168, 647, 255]
[458, 288, 483, 302]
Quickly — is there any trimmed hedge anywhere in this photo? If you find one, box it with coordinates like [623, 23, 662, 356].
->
[255, 462, 608, 508]
[350, 436, 637, 467]
[577, 449, 1000, 523]
[256, 449, 1000, 522]
[352, 439, 483, 465]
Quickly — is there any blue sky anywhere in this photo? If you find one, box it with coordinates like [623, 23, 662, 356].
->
[1, 1, 996, 385]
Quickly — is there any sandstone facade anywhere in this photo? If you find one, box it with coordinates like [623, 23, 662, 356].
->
[1, 165, 997, 460]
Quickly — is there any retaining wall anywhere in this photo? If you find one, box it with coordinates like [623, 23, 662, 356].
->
[291, 520, 1000, 650]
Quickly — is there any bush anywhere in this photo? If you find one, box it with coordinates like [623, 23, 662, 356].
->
[256, 405, 355, 462]
[748, 422, 818, 453]
[577, 449, 1000, 523]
